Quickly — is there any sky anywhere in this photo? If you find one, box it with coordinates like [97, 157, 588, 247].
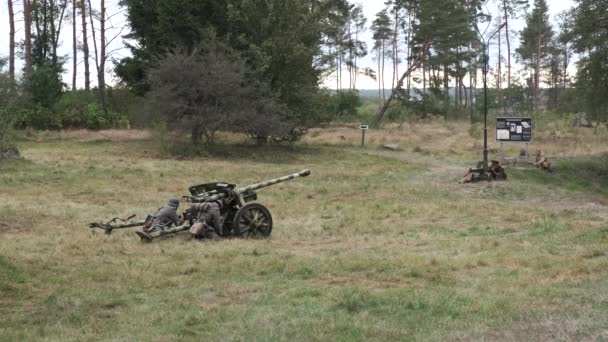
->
[0, 0, 575, 90]
[336, 0, 576, 89]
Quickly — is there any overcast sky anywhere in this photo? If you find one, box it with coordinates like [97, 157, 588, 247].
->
[0, 0, 575, 90]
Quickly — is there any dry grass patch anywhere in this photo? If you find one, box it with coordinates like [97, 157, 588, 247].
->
[1, 122, 607, 340]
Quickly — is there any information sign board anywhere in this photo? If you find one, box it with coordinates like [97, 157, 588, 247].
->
[496, 117, 532, 143]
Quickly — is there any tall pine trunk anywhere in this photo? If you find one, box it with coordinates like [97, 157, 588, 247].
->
[24, 0, 32, 72]
[99, 0, 106, 110]
[72, 0, 77, 90]
[502, 1, 511, 91]
[377, 49, 381, 101]
[534, 33, 541, 112]
[405, 14, 412, 104]
[8, 0, 15, 81]
[81, 0, 90, 90]
[51, 1, 67, 66]
[353, 28, 358, 89]
[87, 0, 105, 110]
[497, 26, 502, 103]
[392, 10, 398, 90]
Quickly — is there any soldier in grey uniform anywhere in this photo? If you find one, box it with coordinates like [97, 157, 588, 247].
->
[144, 198, 182, 232]
[189, 200, 223, 240]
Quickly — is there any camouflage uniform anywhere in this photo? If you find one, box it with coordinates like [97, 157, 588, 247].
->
[488, 160, 507, 180]
[144, 199, 181, 232]
[189, 201, 223, 239]
[535, 150, 552, 172]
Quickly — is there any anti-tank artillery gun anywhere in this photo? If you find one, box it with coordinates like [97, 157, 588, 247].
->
[88, 170, 311, 242]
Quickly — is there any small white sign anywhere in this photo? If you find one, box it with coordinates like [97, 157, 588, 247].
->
[359, 125, 369, 130]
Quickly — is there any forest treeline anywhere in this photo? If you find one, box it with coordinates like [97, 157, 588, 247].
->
[1, 0, 607, 148]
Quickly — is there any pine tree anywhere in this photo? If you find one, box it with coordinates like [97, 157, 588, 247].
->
[72, 0, 77, 90]
[24, 0, 32, 72]
[7, 0, 15, 82]
[371, 9, 393, 104]
[563, 0, 608, 119]
[81, 0, 90, 90]
[497, 0, 528, 92]
[517, 0, 553, 112]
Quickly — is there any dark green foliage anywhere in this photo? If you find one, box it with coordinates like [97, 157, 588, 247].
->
[0, 59, 19, 155]
[563, 0, 608, 120]
[117, 0, 347, 139]
[1, 58, 128, 131]
[332, 90, 362, 119]
[116, 0, 229, 94]
[21, 64, 64, 109]
[147, 42, 288, 145]
[53, 91, 129, 129]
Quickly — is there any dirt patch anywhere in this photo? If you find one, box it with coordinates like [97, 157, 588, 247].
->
[61, 129, 152, 142]
[0, 220, 26, 234]
[308, 274, 423, 291]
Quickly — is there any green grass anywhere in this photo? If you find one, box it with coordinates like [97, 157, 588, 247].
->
[1, 130, 608, 341]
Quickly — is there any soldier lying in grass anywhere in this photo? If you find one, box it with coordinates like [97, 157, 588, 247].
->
[535, 150, 553, 172]
[143, 198, 183, 233]
[189, 200, 223, 241]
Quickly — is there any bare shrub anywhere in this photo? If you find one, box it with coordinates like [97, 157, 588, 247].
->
[146, 40, 288, 146]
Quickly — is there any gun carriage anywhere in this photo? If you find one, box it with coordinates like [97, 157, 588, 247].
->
[88, 170, 311, 242]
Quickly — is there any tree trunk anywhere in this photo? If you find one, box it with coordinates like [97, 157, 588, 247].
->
[42, 0, 48, 61]
[50, 0, 67, 66]
[497, 26, 502, 104]
[353, 27, 358, 89]
[99, 0, 106, 110]
[81, 0, 90, 90]
[422, 60, 426, 96]
[8, 0, 15, 82]
[87, 0, 106, 110]
[191, 125, 201, 145]
[24, 0, 32, 72]
[338, 43, 342, 91]
[373, 41, 429, 125]
[502, 1, 511, 92]
[348, 20, 353, 90]
[462, 80, 468, 109]
[50, 0, 57, 63]
[405, 14, 412, 104]
[534, 33, 541, 112]
[377, 49, 381, 101]
[72, 0, 77, 90]
[443, 63, 449, 101]
[392, 10, 398, 90]
[381, 39, 385, 104]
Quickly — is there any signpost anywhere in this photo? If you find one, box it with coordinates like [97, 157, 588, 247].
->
[359, 124, 369, 147]
[496, 117, 533, 161]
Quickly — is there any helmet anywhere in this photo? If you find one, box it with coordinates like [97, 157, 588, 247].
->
[167, 198, 180, 208]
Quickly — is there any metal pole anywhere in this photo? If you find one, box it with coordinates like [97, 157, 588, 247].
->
[475, 22, 506, 175]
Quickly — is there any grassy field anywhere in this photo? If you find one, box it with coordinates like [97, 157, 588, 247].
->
[1, 122, 608, 341]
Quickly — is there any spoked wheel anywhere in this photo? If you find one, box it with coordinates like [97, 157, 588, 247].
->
[232, 203, 273, 238]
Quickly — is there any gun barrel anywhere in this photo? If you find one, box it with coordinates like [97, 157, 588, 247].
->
[202, 169, 310, 202]
[237, 169, 310, 193]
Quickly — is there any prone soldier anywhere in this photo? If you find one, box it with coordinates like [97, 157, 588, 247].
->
[534, 150, 553, 172]
[488, 160, 507, 180]
[189, 200, 223, 240]
[143, 198, 182, 233]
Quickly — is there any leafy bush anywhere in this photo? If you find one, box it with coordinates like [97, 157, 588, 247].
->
[53, 91, 129, 129]
[332, 90, 362, 119]
[21, 64, 64, 109]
